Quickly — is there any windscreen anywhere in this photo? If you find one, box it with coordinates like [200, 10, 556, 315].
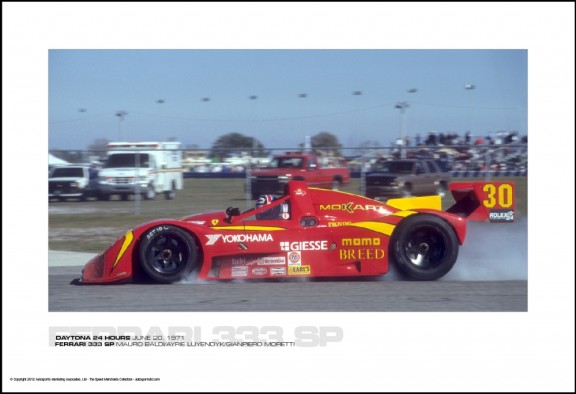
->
[267, 157, 303, 169]
[50, 167, 84, 178]
[372, 161, 414, 174]
[104, 154, 150, 168]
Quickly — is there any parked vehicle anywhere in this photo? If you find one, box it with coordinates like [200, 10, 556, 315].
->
[49, 165, 99, 201]
[249, 152, 350, 199]
[365, 159, 451, 200]
[97, 142, 183, 201]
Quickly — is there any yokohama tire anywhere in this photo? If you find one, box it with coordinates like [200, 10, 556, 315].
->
[139, 225, 199, 283]
[389, 214, 459, 280]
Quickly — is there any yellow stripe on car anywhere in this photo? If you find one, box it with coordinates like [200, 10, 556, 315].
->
[348, 222, 396, 236]
[386, 195, 441, 211]
[211, 226, 286, 231]
[113, 231, 134, 268]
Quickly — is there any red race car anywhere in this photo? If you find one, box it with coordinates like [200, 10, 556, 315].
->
[80, 180, 515, 284]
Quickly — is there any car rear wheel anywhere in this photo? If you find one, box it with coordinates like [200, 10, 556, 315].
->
[139, 225, 199, 283]
[389, 214, 459, 280]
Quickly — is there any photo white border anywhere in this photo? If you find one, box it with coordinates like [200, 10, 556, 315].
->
[3, 3, 574, 392]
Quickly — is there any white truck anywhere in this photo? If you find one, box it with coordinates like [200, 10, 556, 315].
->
[97, 142, 183, 201]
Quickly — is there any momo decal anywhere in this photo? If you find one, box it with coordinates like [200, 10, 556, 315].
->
[342, 237, 381, 246]
[205, 233, 274, 246]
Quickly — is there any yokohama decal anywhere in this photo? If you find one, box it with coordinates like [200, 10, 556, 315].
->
[205, 233, 274, 245]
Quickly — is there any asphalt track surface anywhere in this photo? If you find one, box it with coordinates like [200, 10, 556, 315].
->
[49, 256, 527, 312]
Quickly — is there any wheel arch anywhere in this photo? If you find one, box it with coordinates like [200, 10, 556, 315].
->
[388, 212, 461, 280]
[131, 223, 205, 281]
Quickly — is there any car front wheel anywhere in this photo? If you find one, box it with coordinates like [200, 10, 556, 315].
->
[139, 225, 199, 283]
[389, 214, 459, 280]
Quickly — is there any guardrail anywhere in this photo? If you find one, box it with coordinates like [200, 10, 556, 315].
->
[184, 169, 527, 179]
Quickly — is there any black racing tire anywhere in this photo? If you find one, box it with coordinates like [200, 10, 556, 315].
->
[138, 225, 199, 283]
[389, 214, 459, 280]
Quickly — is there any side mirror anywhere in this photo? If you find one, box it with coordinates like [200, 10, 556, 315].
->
[224, 207, 241, 223]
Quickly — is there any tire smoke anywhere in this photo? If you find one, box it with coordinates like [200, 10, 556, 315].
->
[442, 218, 528, 281]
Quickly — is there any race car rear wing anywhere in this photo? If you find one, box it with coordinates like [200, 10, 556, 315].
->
[447, 181, 515, 222]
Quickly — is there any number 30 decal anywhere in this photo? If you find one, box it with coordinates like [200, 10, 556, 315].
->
[482, 183, 513, 208]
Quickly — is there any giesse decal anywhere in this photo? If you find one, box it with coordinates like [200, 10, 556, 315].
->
[281, 241, 328, 251]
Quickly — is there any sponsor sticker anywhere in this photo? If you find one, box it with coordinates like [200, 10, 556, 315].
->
[288, 265, 311, 276]
[287, 251, 301, 266]
[280, 240, 328, 251]
[257, 257, 286, 265]
[319, 203, 390, 214]
[231, 266, 248, 277]
[231, 256, 286, 266]
[488, 209, 515, 222]
[270, 267, 286, 276]
[339, 249, 385, 260]
[342, 237, 381, 246]
[205, 233, 274, 246]
[252, 267, 268, 276]
[328, 221, 352, 227]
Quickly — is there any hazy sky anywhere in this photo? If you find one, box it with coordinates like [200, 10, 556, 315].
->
[49, 49, 527, 151]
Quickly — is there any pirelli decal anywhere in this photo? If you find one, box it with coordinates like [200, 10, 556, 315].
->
[113, 231, 134, 268]
[347, 222, 396, 236]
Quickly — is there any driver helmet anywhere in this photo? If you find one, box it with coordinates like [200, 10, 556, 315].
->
[256, 194, 276, 209]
